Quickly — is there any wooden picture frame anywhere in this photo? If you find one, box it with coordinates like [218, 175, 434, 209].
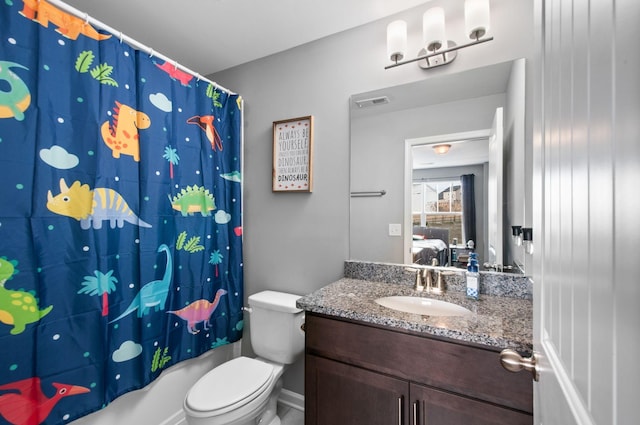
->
[272, 116, 314, 192]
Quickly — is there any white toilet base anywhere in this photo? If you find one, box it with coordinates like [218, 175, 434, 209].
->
[253, 379, 281, 425]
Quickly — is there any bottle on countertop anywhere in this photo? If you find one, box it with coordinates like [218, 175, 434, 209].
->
[466, 252, 479, 299]
[451, 238, 459, 263]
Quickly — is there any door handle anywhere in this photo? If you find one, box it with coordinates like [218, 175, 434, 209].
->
[499, 348, 540, 382]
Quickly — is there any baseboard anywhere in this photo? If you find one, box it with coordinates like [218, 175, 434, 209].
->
[279, 388, 305, 412]
[158, 409, 186, 425]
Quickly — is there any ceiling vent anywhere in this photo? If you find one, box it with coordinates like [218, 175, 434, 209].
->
[354, 96, 390, 108]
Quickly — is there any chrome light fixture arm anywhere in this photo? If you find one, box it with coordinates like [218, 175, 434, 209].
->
[385, 36, 493, 70]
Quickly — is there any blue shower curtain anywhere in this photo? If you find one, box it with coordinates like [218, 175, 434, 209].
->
[0, 2, 243, 424]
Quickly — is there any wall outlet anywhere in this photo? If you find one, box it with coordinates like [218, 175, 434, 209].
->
[388, 223, 402, 236]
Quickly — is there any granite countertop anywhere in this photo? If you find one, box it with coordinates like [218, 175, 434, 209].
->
[297, 277, 533, 355]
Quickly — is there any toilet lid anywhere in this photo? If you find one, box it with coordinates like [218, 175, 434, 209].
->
[186, 357, 274, 413]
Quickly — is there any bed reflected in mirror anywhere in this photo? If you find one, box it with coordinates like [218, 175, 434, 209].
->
[411, 226, 450, 266]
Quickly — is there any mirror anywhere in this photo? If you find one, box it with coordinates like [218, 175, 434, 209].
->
[349, 59, 526, 273]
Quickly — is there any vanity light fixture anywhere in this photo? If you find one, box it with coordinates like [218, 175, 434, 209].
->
[522, 227, 533, 255]
[432, 144, 451, 155]
[511, 225, 523, 247]
[385, 0, 493, 70]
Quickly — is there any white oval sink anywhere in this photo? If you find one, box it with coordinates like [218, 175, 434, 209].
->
[375, 296, 472, 316]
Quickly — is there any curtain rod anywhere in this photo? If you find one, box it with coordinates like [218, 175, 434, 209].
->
[48, 0, 236, 95]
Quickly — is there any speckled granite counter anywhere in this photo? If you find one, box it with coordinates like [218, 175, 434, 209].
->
[344, 260, 533, 300]
[297, 274, 533, 355]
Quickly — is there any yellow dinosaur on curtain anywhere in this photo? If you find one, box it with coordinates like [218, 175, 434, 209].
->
[19, 0, 111, 41]
[101, 101, 151, 162]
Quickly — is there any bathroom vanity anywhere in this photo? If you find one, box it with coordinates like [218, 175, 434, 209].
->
[297, 263, 533, 425]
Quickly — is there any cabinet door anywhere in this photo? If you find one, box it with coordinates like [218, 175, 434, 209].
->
[306, 354, 408, 425]
[410, 383, 532, 425]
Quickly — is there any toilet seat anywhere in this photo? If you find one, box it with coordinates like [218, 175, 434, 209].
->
[185, 357, 275, 415]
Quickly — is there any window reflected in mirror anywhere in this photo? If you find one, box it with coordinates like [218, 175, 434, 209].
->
[412, 180, 463, 243]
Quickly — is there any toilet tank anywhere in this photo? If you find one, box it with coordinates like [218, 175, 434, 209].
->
[248, 291, 305, 364]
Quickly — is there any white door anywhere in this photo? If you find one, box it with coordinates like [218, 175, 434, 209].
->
[487, 107, 503, 265]
[530, 1, 639, 424]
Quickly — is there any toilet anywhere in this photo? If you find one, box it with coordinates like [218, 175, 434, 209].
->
[183, 291, 305, 425]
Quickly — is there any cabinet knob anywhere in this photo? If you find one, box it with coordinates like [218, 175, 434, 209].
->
[499, 349, 539, 382]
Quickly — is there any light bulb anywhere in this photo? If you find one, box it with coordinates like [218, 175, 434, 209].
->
[465, 0, 491, 40]
[387, 20, 407, 62]
[423, 7, 446, 52]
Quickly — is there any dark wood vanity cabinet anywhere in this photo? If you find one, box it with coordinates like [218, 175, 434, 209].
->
[306, 355, 407, 424]
[305, 313, 533, 425]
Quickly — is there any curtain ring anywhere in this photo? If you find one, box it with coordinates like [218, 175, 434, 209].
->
[119, 32, 124, 44]
[83, 13, 89, 25]
[148, 48, 154, 58]
[173, 60, 178, 70]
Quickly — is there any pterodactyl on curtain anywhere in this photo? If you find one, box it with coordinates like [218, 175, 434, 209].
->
[0, 1, 243, 424]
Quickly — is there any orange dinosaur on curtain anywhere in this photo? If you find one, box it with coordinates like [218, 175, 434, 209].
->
[19, 0, 111, 41]
[101, 102, 151, 162]
[187, 115, 223, 151]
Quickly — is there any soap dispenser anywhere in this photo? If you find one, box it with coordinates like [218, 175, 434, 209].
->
[466, 252, 479, 299]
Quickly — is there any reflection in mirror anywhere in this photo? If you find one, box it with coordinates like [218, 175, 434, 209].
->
[406, 130, 491, 269]
[349, 59, 526, 274]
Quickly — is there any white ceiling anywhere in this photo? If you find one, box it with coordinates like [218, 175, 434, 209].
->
[61, 0, 432, 75]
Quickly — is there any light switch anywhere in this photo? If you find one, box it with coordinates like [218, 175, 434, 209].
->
[388, 223, 402, 236]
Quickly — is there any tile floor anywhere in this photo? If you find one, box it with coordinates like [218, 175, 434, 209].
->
[277, 404, 304, 425]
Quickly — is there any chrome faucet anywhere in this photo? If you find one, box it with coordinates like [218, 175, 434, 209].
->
[423, 268, 433, 292]
[406, 267, 425, 292]
[415, 269, 426, 292]
[407, 265, 448, 294]
[483, 262, 505, 272]
[432, 270, 444, 294]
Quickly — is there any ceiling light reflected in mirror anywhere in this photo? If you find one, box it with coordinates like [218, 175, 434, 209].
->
[432, 144, 451, 154]
[413, 138, 489, 169]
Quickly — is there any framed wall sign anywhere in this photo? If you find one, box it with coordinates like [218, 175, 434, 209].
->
[272, 116, 314, 192]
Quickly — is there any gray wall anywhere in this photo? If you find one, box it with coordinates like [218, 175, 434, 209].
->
[210, 0, 534, 395]
[503, 59, 527, 270]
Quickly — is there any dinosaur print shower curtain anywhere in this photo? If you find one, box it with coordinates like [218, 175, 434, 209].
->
[0, 2, 243, 424]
